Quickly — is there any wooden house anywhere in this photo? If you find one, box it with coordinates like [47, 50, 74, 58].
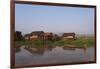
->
[24, 34, 30, 40]
[62, 33, 75, 40]
[43, 32, 53, 40]
[24, 31, 53, 40]
[29, 31, 44, 40]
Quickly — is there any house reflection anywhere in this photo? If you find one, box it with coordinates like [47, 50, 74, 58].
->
[24, 45, 54, 55]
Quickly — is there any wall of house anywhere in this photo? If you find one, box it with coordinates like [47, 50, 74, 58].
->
[25, 36, 29, 40]
[63, 36, 74, 39]
[30, 35, 38, 39]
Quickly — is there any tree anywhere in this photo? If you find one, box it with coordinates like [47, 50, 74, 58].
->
[15, 31, 23, 40]
[53, 34, 61, 41]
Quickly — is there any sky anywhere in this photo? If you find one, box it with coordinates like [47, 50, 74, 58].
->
[15, 4, 94, 36]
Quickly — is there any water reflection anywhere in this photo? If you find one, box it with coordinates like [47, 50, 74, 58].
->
[15, 45, 94, 66]
[25, 47, 44, 55]
[15, 45, 88, 55]
[24, 45, 54, 55]
[63, 46, 76, 50]
[15, 46, 21, 53]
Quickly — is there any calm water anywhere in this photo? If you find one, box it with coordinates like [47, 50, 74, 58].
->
[15, 46, 95, 66]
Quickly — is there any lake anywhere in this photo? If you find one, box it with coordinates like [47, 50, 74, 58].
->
[15, 45, 95, 66]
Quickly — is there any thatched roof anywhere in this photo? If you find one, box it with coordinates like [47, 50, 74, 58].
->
[24, 31, 54, 37]
[44, 32, 53, 36]
[24, 34, 30, 37]
[30, 31, 44, 36]
[62, 33, 75, 37]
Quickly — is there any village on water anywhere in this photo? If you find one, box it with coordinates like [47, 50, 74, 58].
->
[15, 30, 94, 49]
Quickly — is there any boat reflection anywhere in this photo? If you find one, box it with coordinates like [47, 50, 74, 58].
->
[63, 46, 76, 50]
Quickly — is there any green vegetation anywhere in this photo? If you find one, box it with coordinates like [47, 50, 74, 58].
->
[15, 37, 94, 48]
[70, 37, 94, 47]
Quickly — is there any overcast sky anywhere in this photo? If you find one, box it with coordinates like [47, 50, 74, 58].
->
[15, 4, 94, 35]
